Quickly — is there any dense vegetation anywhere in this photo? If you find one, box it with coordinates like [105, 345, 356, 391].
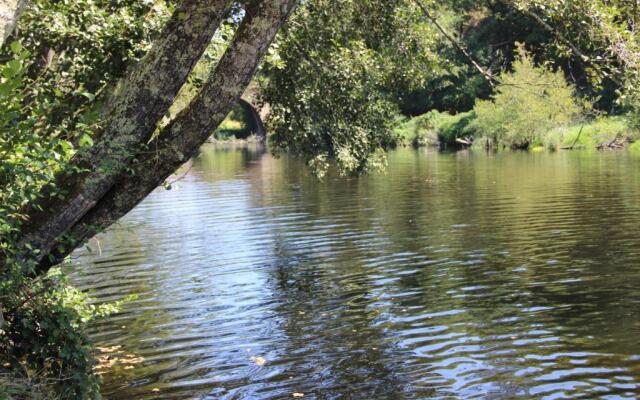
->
[1, 0, 640, 398]
[0, 1, 173, 397]
[264, 0, 640, 158]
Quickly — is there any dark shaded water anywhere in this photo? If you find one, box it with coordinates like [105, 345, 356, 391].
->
[72, 145, 640, 399]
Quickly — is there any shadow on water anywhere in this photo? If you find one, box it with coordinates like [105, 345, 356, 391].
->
[72, 145, 640, 399]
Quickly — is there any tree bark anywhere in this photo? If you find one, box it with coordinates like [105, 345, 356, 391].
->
[16, 0, 232, 266]
[0, 0, 28, 48]
[37, 0, 298, 273]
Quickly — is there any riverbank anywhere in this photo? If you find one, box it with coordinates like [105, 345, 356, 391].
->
[206, 134, 264, 145]
[395, 111, 640, 151]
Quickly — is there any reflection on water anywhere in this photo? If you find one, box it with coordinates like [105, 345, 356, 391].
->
[72, 144, 640, 399]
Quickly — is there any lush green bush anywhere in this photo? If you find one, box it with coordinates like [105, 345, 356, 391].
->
[468, 45, 583, 149]
[0, 42, 79, 263]
[1, 268, 126, 399]
[0, 0, 169, 391]
[394, 113, 438, 147]
[629, 140, 640, 153]
[1, 2, 175, 393]
[394, 110, 476, 148]
[0, 42, 130, 398]
[2, 0, 172, 148]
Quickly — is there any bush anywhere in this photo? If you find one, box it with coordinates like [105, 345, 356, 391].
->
[0, 1, 173, 394]
[394, 110, 476, 148]
[469, 44, 582, 149]
[434, 111, 476, 146]
[394, 113, 439, 147]
[629, 140, 640, 153]
[0, 44, 128, 399]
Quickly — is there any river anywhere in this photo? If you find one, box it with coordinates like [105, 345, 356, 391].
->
[71, 144, 640, 399]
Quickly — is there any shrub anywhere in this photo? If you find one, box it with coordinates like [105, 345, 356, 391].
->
[394, 110, 476, 148]
[629, 140, 640, 153]
[394, 113, 438, 147]
[469, 44, 582, 149]
[0, 44, 127, 399]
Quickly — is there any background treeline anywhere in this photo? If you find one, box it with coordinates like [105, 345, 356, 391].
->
[261, 0, 640, 172]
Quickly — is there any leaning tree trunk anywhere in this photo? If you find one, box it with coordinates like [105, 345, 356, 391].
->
[0, 0, 28, 48]
[15, 0, 233, 268]
[36, 0, 298, 273]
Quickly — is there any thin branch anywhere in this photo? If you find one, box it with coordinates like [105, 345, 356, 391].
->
[412, 0, 495, 87]
[499, 0, 623, 87]
[561, 123, 585, 150]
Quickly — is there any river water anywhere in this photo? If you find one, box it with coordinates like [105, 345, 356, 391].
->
[71, 144, 640, 399]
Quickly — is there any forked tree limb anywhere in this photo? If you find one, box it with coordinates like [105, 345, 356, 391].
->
[37, 0, 298, 273]
[15, 0, 234, 267]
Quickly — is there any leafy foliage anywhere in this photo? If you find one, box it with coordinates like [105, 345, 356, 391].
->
[507, 0, 640, 121]
[0, 43, 124, 398]
[469, 45, 582, 148]
[395, 110, 475, 148]
[0, 1, 172, 397]
[15, 0, 172, 126]
[263, 0, 440, 176]
[0, 267, 128, 399]
[0, 42, 79, 264]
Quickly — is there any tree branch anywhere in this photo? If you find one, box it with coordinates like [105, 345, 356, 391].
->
[412, 0, 494, 87]
[37, 0, 299, 273]
[15, 0, 234, 268]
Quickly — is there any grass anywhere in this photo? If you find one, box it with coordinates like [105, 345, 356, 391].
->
[397, 111, 639, 152]
[555, 117, 635, 150]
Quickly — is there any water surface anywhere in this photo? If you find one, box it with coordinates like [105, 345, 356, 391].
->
[72, 145, 640, 399]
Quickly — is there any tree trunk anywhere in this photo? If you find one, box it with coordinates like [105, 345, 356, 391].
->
[0, 0, 28, 48]
[36, 0, 298, 273]
[16, 0, 233, 267]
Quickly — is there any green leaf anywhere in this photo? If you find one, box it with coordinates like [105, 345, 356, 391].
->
[9, 41, 22, 54]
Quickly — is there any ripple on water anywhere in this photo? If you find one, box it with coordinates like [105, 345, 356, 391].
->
[72, 147, 640, 399]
